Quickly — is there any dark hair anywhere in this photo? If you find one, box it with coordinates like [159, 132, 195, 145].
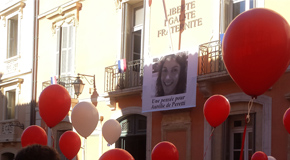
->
[15, 144, 61, 160]
[156, 53, 188, 97]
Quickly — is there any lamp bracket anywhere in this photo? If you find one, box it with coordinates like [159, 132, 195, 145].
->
[77, 73, 95, 86]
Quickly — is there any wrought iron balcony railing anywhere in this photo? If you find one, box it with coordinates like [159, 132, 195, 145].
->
[198, 40, 226, 75]
[42, 75, 76, 98]
[104, 42, 227, 93]
[105, 59, 143, 93]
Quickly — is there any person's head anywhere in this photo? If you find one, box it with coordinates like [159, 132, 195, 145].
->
[156, 53, 187, 96]
[15, 144, 61, 160]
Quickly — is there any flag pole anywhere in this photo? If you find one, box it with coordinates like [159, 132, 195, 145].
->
[178, 0, 185, 50]
[162, 0, 174, 51]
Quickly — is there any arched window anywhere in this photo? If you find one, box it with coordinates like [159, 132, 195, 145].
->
[116, 114, 146, 160]
[1, 152, 14, 160]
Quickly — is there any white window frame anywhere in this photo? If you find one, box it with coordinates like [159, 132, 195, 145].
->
[121, 1, 144, 61]
[131, 5, 143, 61]
[2, 84, 19, 121]
[230, 129, 253, 160]
[220, 0, 264, 33]
[5, 89, 16, 120]
[0, 1, 24, 62]
[55, 24, 75, 77]
[6, 13, 20, 59]
[229, 115, 254, 160]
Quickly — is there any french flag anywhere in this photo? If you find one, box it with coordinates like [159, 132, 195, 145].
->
[118, 59, 127, 73]
[51, 76, 57, 84]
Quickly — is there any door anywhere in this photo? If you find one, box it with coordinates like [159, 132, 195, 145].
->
[116, 114, 146, 160]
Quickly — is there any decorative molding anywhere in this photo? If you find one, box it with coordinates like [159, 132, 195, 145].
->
[4, 56, 21, 74]
[161, 110, 191, 160]
[1, 16, 6, 27]
[51, 13, 76, 34]
[106, 97, 116, 111]
[46, 2, 82, 20]
[0, 78, 23, 88]
[1, 123, 14, 135]
[198, 81, 212, 98]
[0, 87, 3, 96]
[115, 0, 122, 10]
[42, 2, 82, 34]
[0, 120, 23, 143]
[0, 1, 25, 27]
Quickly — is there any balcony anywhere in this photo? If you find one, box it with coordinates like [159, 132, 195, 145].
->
[197, 40, 231, 97]
[104, 41, 230, 97]
[42, 75, 76, 98]
[104, 59, 143, 97]
[197, 40, 229, 81]
[0, 120, 24, 143]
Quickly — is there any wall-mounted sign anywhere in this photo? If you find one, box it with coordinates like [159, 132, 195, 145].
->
[142, 50, 198, 112]
[149, 0, 219, 56]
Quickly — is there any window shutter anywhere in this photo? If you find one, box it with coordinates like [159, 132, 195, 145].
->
[67, 26, 73, 73]
[56, 29, 60, 75]
[68, 50, 72, 73]
[61, 50, 67, 74]
[56, 53, 59, 75]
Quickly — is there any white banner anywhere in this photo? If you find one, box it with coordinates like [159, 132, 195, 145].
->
[142, 49, 198, 112]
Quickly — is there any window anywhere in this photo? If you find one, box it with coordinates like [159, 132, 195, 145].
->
[5, 90, 16, 120]
[1, 152, 14, 160]
[116, 114, 146, 160]
[132, 7, 143, 62]
[1, 79, 22, 121]
[120, 1, 144, 88]
[122, 1, 144, 62]
[56, 25, 74, 76]
[206, 95, 270, 160]
[7, 14, 19, 59]
[220, 0, 255, 33]
[228, 114, 255, 160]
[55, 25, 75, 96]
[0, 2, 24, 60]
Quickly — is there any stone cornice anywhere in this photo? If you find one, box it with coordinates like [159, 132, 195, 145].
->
[38, 1, 82, 34]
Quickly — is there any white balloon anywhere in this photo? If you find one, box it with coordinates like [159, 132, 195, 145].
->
[71, 102, 99, 138]
[268, 156, 276, 160]
[102, 119, 121, 145]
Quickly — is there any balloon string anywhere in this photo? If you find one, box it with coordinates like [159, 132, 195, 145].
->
[203, 127, 215, 160]
[247, 97, 255, 123]
[50, 128, 55, 148]
[240, 115, 248, 160]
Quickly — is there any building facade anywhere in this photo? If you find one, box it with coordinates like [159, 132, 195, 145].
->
[0, 0, 37, 159]
[1, 0, 290, 160]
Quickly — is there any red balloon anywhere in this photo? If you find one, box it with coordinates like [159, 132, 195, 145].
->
[100, 148, 134, 160]
[151, 141, 179, 160]
[251, 151, 267, 160]
[204, 95, 230, 128]
[59, 131, 81, 160]
[21, 125, 47, 147]
[222, 8, 290, 98]
[283, 108, 290, 134]
[39, 84, 71, 128]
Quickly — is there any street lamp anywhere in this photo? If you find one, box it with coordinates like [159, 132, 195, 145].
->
[72, 73, 99, 107]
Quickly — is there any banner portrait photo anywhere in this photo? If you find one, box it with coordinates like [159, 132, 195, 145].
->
[142, 49, 198, 112]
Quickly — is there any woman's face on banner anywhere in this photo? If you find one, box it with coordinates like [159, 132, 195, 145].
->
[161, 57, 181, 95]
